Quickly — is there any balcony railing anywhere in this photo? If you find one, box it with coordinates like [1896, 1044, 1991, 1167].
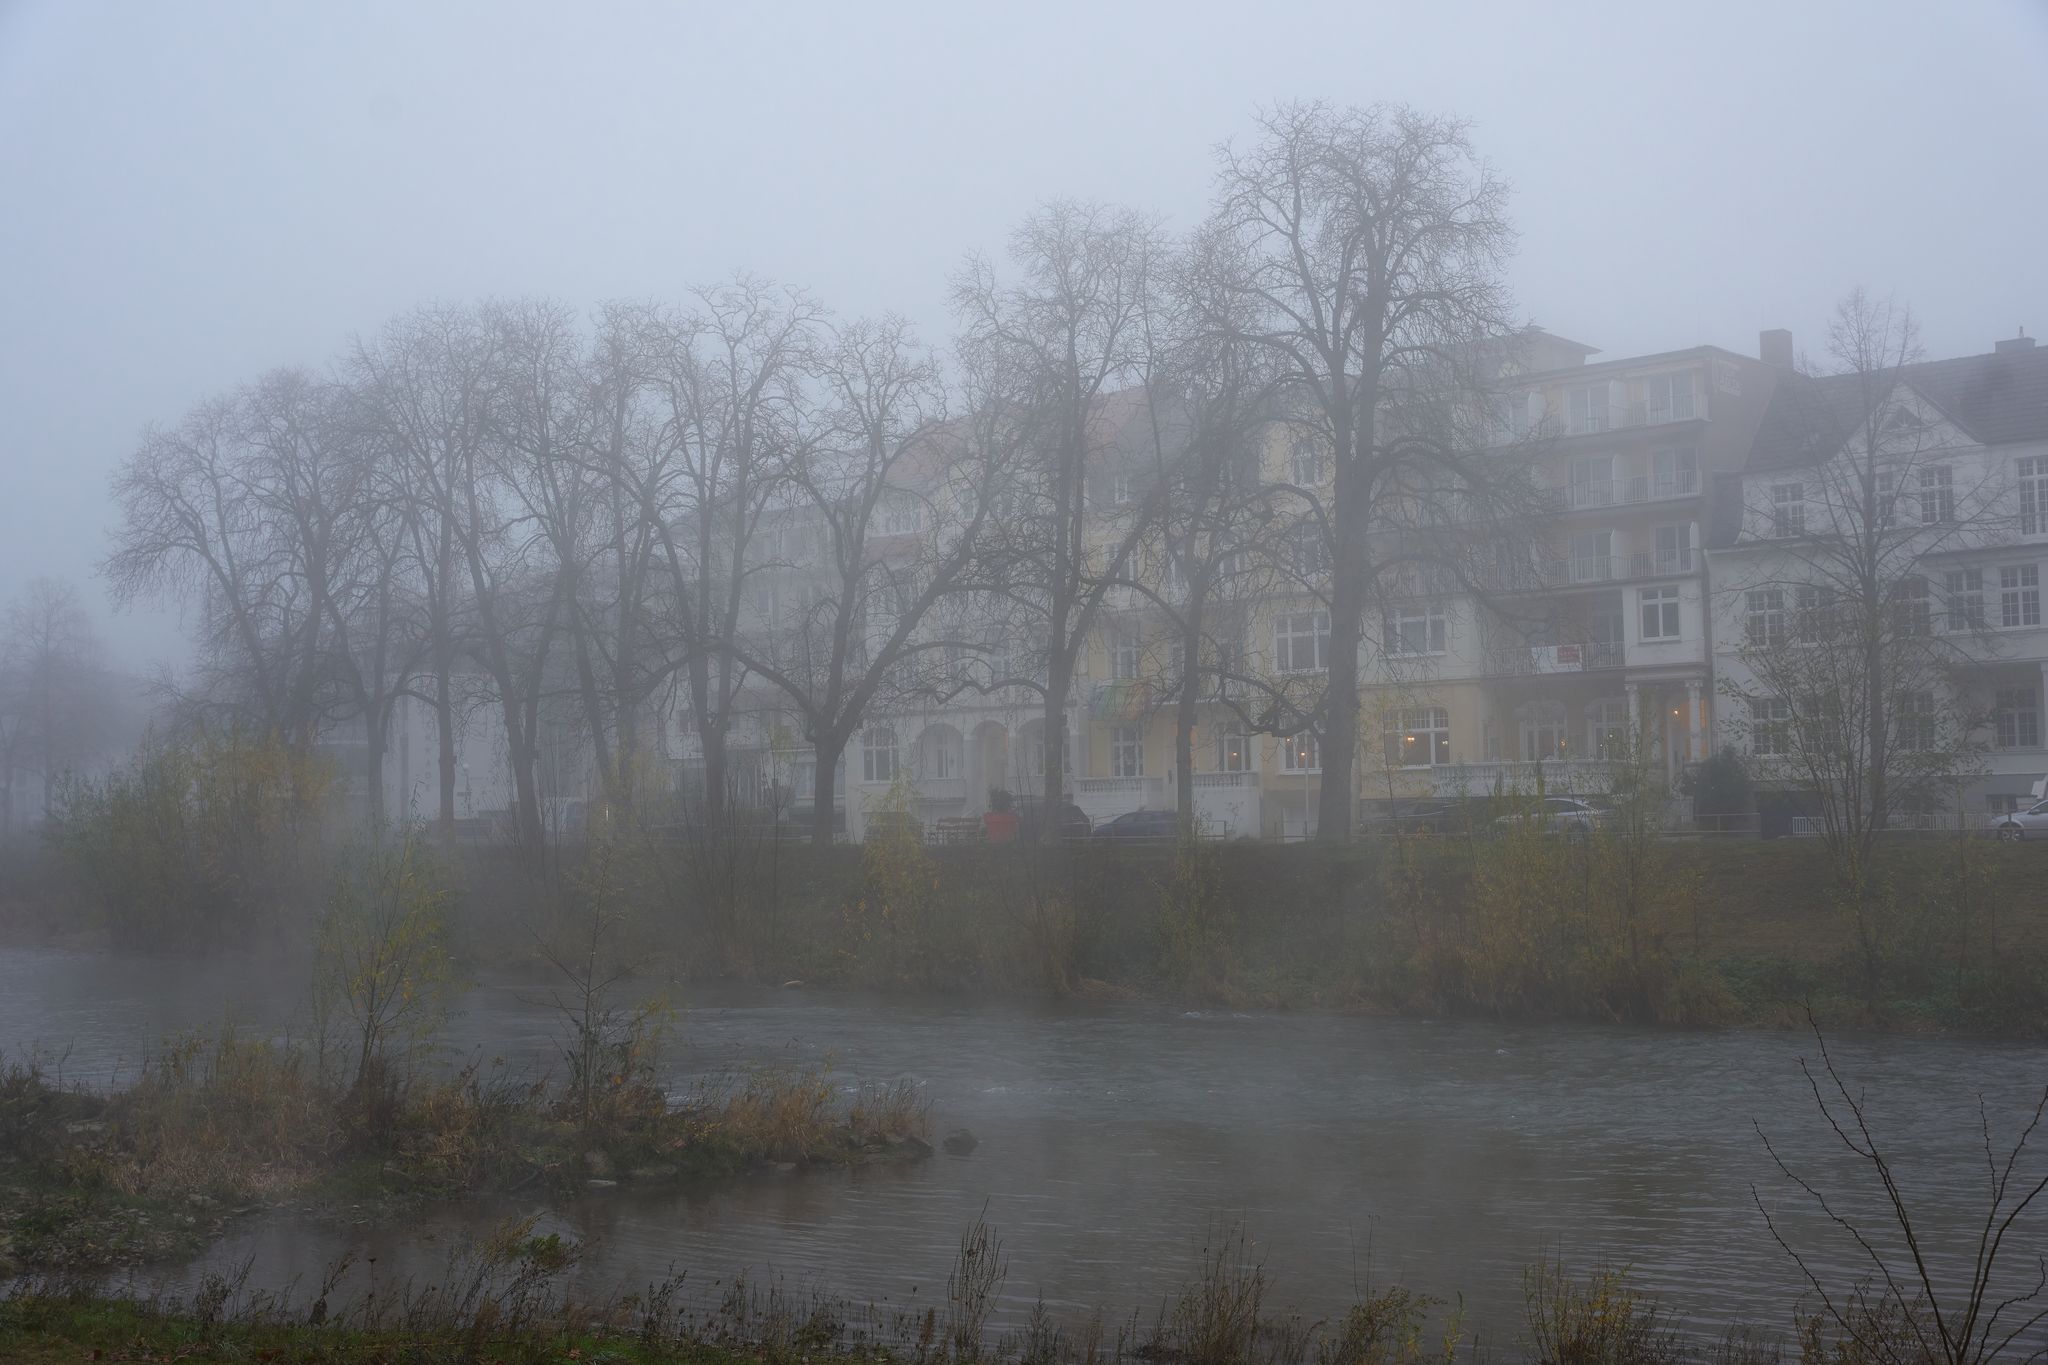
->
[1490, 641, 1625, 676]
[1564, 470, 1700, 510]
[1526, 548, 1695, 586]
[1418, 759, 1621, 797]
[1192, 771, 1258, 788]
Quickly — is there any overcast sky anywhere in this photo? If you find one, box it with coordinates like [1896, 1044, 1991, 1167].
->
[2, 0, 2044, 670]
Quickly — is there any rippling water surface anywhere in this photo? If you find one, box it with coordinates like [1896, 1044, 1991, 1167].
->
[4, 944, 2041, 1346]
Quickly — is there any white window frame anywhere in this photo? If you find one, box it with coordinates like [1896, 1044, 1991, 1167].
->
[1897, 690, 1937, 752]
[1214, 725, 1250, 773]
[1288, 440, 1326, 487]
[1995, 686, 2041, 750]
[861, 726, 898, 783]
[2021, 456, 2048, 536]
[1567, 383, 1609, 435]
[1651, 522, 1693, 574]
[1745, 588, 1786, 647]
[1770, 483, 1805, 538]
[1918, 465, 1955, 525]
[1642, 370, 1696, 424]
[1945, 569, 1985, 633]
[1999, 564, 2041, 628]
[1385, 604, 1449, 657]
[1750, 698, 1793, 757]
[1109, 471, 1136, 507]
[1385, 707, 1452, 768]
[1111, 723, 1144, 778]
[1652, 447, 1698, 498]
[1111, 627, 1142, 680]
[1639, 585, 1681, 641]
[1273, 610, 1330, 674]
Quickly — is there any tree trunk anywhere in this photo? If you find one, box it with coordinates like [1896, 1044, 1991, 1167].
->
[434, 664, 457, 846]
[812, 730, 847, 847]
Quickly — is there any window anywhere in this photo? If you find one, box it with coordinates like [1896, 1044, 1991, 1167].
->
[1111, 724, 1144, 777]
[1945, 569, 1985, 632]
[1567, 383, 1609, 434]
[1745, 588, 1786, 647]
[1384, 707, 1452, 767]
[1651, 522, 1693, 573]
[1491, 390, 1525, 441]
[861, 727, 898, 783]
[878, 498, 919, 535]
[1889, 576, 1931, 637]
[1520, 702, 1568, 762]
[1569, 456, 1613, 509]
[1641, 371, 1696, 423]
[1897, 691, 1936, 752]
[2000, 565, 2041, 628]
[1793, 584, 1827, 645]
[1770, 483, 1805, 538]
[1385, 605, 1448, 656]
[1918, 465, 1954, 524]
[1640, 585, 1681, 641]
[1160, 554, 1187, 601]
[1289, 440, 1326, 487]
[924, 729, 961, 779]
[1995, 686, 2041, 750]
[1289, 524, 1329, 577]
[2021, 457, 2048, 536]
[1281, 731, 1320, 772]
[1875, 467, 1899, 528]
[1652, 447, 1698, 497]
[1591, 698, 1631, 760]
[1111, 627, 1141, 680]
[1109, 471, 1136, 506]
[1750, 698, 1793, 757]
[1274, 611, 1330, 673]
[1214, 726, 1249, 772]
[1569, 530, 1613, 582]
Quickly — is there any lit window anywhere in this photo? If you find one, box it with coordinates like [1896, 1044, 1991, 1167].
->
[1383, 707, 1452, 768]
[1640, 586, 1681, 641]
[1282, 731, 1320, 772]
[2000, 565, 2041, 628]
[1111, 724, 1144, 777]
[1273, 611, 1330, 673]
[861, 727, 898, 782]
[1214, 726, 1249, 772]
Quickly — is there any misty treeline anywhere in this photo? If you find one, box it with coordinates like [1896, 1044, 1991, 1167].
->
[0, 577, 119, 834]
[98, 100, 1534, 851]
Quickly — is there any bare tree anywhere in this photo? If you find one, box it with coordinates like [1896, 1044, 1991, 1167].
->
[646, 278, 823, 826]
[953, 201, 1170, 815]
[1719, 290, 2004, 990]
[731, 315, 1009, 845]
[1202, 100, 1515, 840]
[0, 577, 112, 829]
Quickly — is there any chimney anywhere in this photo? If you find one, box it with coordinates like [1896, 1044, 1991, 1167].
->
[1995, 327, 2036, 355]
[1758, 328, 1795, 370]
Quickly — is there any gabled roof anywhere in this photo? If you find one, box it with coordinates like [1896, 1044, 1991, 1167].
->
[1745, 345, 2048, 473]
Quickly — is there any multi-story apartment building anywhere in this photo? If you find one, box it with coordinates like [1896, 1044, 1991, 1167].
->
[1707, 333, 2048, 818]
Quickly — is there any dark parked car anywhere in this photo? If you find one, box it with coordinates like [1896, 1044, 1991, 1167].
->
[1092, 809, 1181, 841]
[1015, 797, 1092, 842]
[1380, 800, 1474, 836]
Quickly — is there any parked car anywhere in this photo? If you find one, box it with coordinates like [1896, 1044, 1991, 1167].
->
[1092, 809, 1181, 841]
[1380, 800, 1475, 837]
[1014, 797, 1092, 842]
[1993, 799, 2048, 840]
[1492, 796, 1611, 837]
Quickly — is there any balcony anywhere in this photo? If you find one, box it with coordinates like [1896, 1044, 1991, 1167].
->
[1490, 641, 1625, 676]
[1192, 771, 1259, 789]
[1526, 548, 1696, 587]
[1564, 470, 1700, 510]
[1416, 759, 1621, 798]
[911, 776, 967, 804]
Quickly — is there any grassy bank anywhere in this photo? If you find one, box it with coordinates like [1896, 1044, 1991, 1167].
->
[438, 832, 2048, 1038]
[0, 1215, 2020, 1365]
[0, 1033, 929, 1279]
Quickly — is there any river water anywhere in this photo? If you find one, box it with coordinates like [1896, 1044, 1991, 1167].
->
[3, 944, 2044, 1348]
